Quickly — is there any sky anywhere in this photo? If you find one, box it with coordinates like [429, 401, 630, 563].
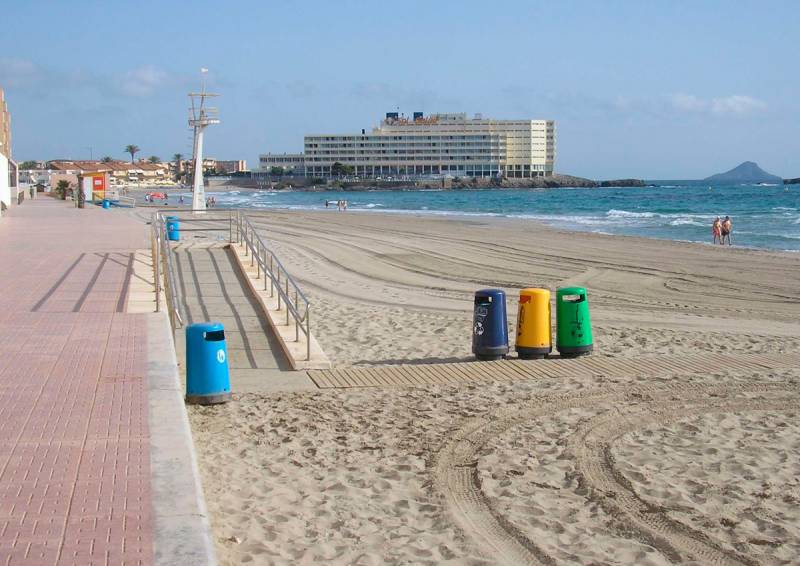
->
[0, 0, 797, 179]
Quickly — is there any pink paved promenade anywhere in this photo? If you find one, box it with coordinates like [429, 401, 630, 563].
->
[0, 200, 152, 565]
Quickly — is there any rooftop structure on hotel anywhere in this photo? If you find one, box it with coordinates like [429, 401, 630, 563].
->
[261, 112, 555, 179]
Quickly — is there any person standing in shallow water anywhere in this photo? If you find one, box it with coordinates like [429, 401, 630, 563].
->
[721, 216, 733, 245]
[712, 217, 722, 244]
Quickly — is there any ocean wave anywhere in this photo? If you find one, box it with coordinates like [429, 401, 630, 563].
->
[509, 213, 609, 226]
[606, 209, 656, 218]
[362, 203, 384, 208]
[669, 218, 705, 226]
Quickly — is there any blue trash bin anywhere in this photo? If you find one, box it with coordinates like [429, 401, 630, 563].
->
[472, 289, 509, 361]
[102, 199, 110, 209]
[185, 322, 231, 404]
[166, 216, 180, 241]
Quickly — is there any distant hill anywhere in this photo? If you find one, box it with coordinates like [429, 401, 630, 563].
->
[704, 161, 783, 184]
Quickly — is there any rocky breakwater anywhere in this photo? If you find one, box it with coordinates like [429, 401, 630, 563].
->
[432, 174, 647, 190]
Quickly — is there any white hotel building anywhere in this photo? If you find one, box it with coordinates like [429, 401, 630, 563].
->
[260, 112, 555, 179]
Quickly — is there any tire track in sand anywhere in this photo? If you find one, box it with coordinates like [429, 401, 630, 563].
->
[433, 382, 797, 565]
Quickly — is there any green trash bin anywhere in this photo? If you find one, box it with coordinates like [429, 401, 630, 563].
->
[556, 287, 593, 357]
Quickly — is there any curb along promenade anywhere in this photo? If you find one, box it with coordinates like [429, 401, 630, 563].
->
[0, 199, 214, 565]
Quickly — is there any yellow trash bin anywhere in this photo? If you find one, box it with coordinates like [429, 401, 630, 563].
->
[516, 288, 552, 359]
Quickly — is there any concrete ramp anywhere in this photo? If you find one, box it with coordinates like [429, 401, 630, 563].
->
[171, 242, 315, 392]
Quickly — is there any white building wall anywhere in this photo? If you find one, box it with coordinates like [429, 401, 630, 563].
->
[261, 114, 556, 179]
[0, 153, 9, 213]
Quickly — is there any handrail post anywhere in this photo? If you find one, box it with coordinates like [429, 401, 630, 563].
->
[286, 279, 290, 325]
[306, 308, 311, 361]
[295, 289, 299, 341]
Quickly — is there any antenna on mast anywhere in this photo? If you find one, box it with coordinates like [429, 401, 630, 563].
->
[188, 68, 220, 211]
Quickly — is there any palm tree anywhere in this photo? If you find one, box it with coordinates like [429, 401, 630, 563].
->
[124, 144, 140, 163]
[101, 156, 113, 163]
[148, 155, 161, 163]
[173, 153, 183, 180]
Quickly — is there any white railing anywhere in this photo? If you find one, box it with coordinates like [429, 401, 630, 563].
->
[117, 195, 136, 208]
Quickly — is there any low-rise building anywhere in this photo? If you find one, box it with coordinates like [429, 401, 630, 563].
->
[183, 157, 220, 176]
[0, 87, 18, 214]
[47, 160, 171, 185]
[215, 159, 247, 174]
[259, 153, 306, 175]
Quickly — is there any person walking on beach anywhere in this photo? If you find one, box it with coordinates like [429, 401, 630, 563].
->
[721, 216, 733, 245]
[712, 217, 722, 244]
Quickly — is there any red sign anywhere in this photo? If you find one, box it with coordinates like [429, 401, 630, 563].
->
[88, 173, 106, 195]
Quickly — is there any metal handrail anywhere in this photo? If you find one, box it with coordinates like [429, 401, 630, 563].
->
[150, 209, 313, 360]
[152, 211, 184, 330]
[234, 211, 312, 360]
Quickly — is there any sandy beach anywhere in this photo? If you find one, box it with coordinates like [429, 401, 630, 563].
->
[187, 211, 800, 565]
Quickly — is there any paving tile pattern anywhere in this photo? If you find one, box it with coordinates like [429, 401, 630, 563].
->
[0, 201, 152, 565]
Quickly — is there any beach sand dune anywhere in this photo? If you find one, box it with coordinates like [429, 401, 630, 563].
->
[188, 211, 800, 565]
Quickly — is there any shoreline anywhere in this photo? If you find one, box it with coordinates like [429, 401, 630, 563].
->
[126, 182, 800, 253]
[255, 207, 800, 255]
[134, 187, 800, 254]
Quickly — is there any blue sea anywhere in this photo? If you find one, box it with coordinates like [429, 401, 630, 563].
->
[209, 182, 800, 252]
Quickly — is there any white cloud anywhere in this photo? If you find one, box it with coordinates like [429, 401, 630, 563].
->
[117, 66, 167, 97]
[710, 95, 767, 114]
[670, 93, 708, 112]
[670, 93, 766, 115]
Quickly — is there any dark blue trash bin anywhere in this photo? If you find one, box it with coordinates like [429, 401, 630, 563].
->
[166, 216, 180, 241]
[472, 289, 509, 361]
[102, 199, 110, 209]
[185, 322, 231, 404]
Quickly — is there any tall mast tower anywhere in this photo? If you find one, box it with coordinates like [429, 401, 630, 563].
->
[188, 69, 220, 211]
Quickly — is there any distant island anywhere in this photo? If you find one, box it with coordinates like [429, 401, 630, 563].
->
[704, 161, 783, 184]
